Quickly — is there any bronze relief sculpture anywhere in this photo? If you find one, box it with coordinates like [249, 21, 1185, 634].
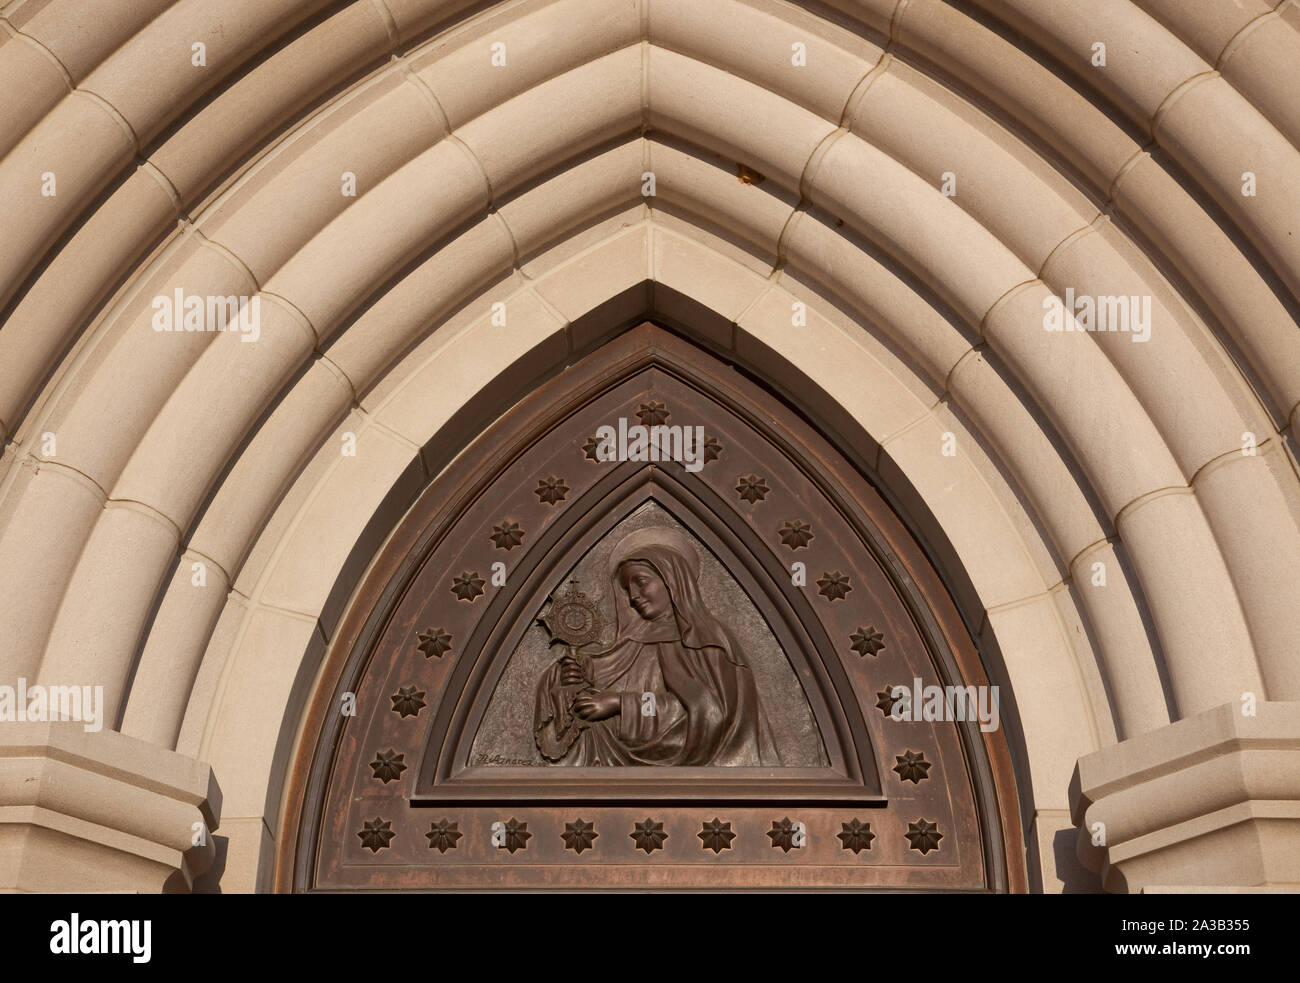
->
[296, 327, 1008, 892]
[533, 526, 781, 766]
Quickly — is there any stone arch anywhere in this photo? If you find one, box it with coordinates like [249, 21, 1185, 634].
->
[1, 0, 1297, 892]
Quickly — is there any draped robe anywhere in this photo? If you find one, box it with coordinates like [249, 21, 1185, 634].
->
[533, 536, 781, 766]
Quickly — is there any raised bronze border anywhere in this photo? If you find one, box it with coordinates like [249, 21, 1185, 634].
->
[415, 465, 882, 803]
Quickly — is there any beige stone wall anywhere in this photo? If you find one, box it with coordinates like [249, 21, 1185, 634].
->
[0, 0, 1297, 892]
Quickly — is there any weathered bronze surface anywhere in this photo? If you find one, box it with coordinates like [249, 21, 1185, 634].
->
[533, 526, 781, 767]
[282, 323, 1024, 891]
[477, 501, 828, 769]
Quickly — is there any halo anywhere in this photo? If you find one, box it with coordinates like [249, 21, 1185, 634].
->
[608, 525, 701, 580]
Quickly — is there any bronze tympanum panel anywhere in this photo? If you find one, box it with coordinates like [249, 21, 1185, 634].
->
[283, 322, 1023, 891]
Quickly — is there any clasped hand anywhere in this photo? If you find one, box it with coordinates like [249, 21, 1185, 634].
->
[561, 655, 620, 720]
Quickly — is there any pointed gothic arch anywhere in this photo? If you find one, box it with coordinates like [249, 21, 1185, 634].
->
[2, 0, 1298, 895]
[283, 323, 1024, 891]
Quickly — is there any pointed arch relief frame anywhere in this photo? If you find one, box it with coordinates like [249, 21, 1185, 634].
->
[415, 468, 877, 802]
[289, 323, 1021, 891]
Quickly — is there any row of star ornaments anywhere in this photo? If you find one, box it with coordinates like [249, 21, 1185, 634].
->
[356, 815, 943, 855]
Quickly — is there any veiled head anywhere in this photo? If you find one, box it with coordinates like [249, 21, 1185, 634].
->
[607, 526, 700, 580]
[617, 560, 671, 620]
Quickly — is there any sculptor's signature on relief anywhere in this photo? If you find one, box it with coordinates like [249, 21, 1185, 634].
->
[474, 752, 536, 766]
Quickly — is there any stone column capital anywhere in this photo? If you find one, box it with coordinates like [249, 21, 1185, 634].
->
[1070, 701, 1300, 892]
[0, 723, 221, 892]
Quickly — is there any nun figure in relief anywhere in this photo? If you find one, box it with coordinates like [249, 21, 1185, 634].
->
[533, 527, 781, 766]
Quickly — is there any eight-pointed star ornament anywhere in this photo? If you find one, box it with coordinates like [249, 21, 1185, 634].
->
[698, 818, 737, 854]
[893, 750, 933, 784]
[905, 819, 944, 855]
[849, 625, 885, 657]
[735, 474, 770, 504]
[390, 685, 426, 718]
[777, 519, 814, 550]
[356, 818, 395, 853]
[417, 627, 453, 658]
[875, 687, 903, 717]
[497, 818, 532, 854]
[489, 521, 525, 550]
[837, 819, 876, 854]
[561, 819, 599, 855]
[368, 749, 406, 784]
[425, 820, 462, 854]
[816, 570, 852, 601]
[534, 476, 570, 505]
[766, 817, 804, 853]
[630, 818, 669, 854]
[637, 401, 671, 426]
[450, 571, 486, 601]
